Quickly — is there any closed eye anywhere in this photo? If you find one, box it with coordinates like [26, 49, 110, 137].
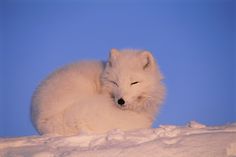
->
[131, 81, 139, 85]
[109, 80, 119, 87]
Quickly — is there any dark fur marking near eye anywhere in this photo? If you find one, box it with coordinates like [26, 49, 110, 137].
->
[137, 95, 144, 102]
[110, 93, 115, 99]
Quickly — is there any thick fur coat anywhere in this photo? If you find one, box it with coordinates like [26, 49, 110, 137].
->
[31, 49, 165, 135]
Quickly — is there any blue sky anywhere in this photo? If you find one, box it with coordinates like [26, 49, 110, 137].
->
[0, 0, 235, 137]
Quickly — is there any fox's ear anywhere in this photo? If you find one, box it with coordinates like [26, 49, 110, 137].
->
[109, 48, 120, 59]
[108, 48, 120, 67]
[140, 51, 155, 70]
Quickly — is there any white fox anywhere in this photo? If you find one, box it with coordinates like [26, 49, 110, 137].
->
[31, 49, 165, 135]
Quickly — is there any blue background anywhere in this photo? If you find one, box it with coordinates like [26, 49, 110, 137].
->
[0, 0, 235, 137]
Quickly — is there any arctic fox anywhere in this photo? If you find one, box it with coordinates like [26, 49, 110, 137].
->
[31, 49, 165, 135]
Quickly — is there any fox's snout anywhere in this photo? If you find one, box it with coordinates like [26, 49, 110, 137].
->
[117, 98, 125, 106]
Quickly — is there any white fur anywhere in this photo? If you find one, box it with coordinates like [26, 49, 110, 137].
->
[31, 49, 165, 135]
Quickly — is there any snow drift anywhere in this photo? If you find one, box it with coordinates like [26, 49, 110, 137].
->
[0, 121, 236, 157]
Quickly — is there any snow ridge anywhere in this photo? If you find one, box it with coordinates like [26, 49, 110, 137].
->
[0, 121, 236, 157]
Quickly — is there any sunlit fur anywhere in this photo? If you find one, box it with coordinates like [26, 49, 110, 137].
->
[102, 49, 165, 117]
[31, 49, 165, 135]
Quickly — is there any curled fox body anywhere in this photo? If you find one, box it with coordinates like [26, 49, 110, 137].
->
[31, 49, 165, 135]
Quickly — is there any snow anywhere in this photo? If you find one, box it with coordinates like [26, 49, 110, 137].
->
[0, 121, 236, 157]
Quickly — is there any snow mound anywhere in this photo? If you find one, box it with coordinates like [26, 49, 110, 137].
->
[0, 121, 236, 157]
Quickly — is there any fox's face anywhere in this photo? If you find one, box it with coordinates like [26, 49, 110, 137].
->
[102, 49, 164, 112]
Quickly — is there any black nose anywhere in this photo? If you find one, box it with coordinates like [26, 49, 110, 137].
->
[117, 98, 125, 106]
